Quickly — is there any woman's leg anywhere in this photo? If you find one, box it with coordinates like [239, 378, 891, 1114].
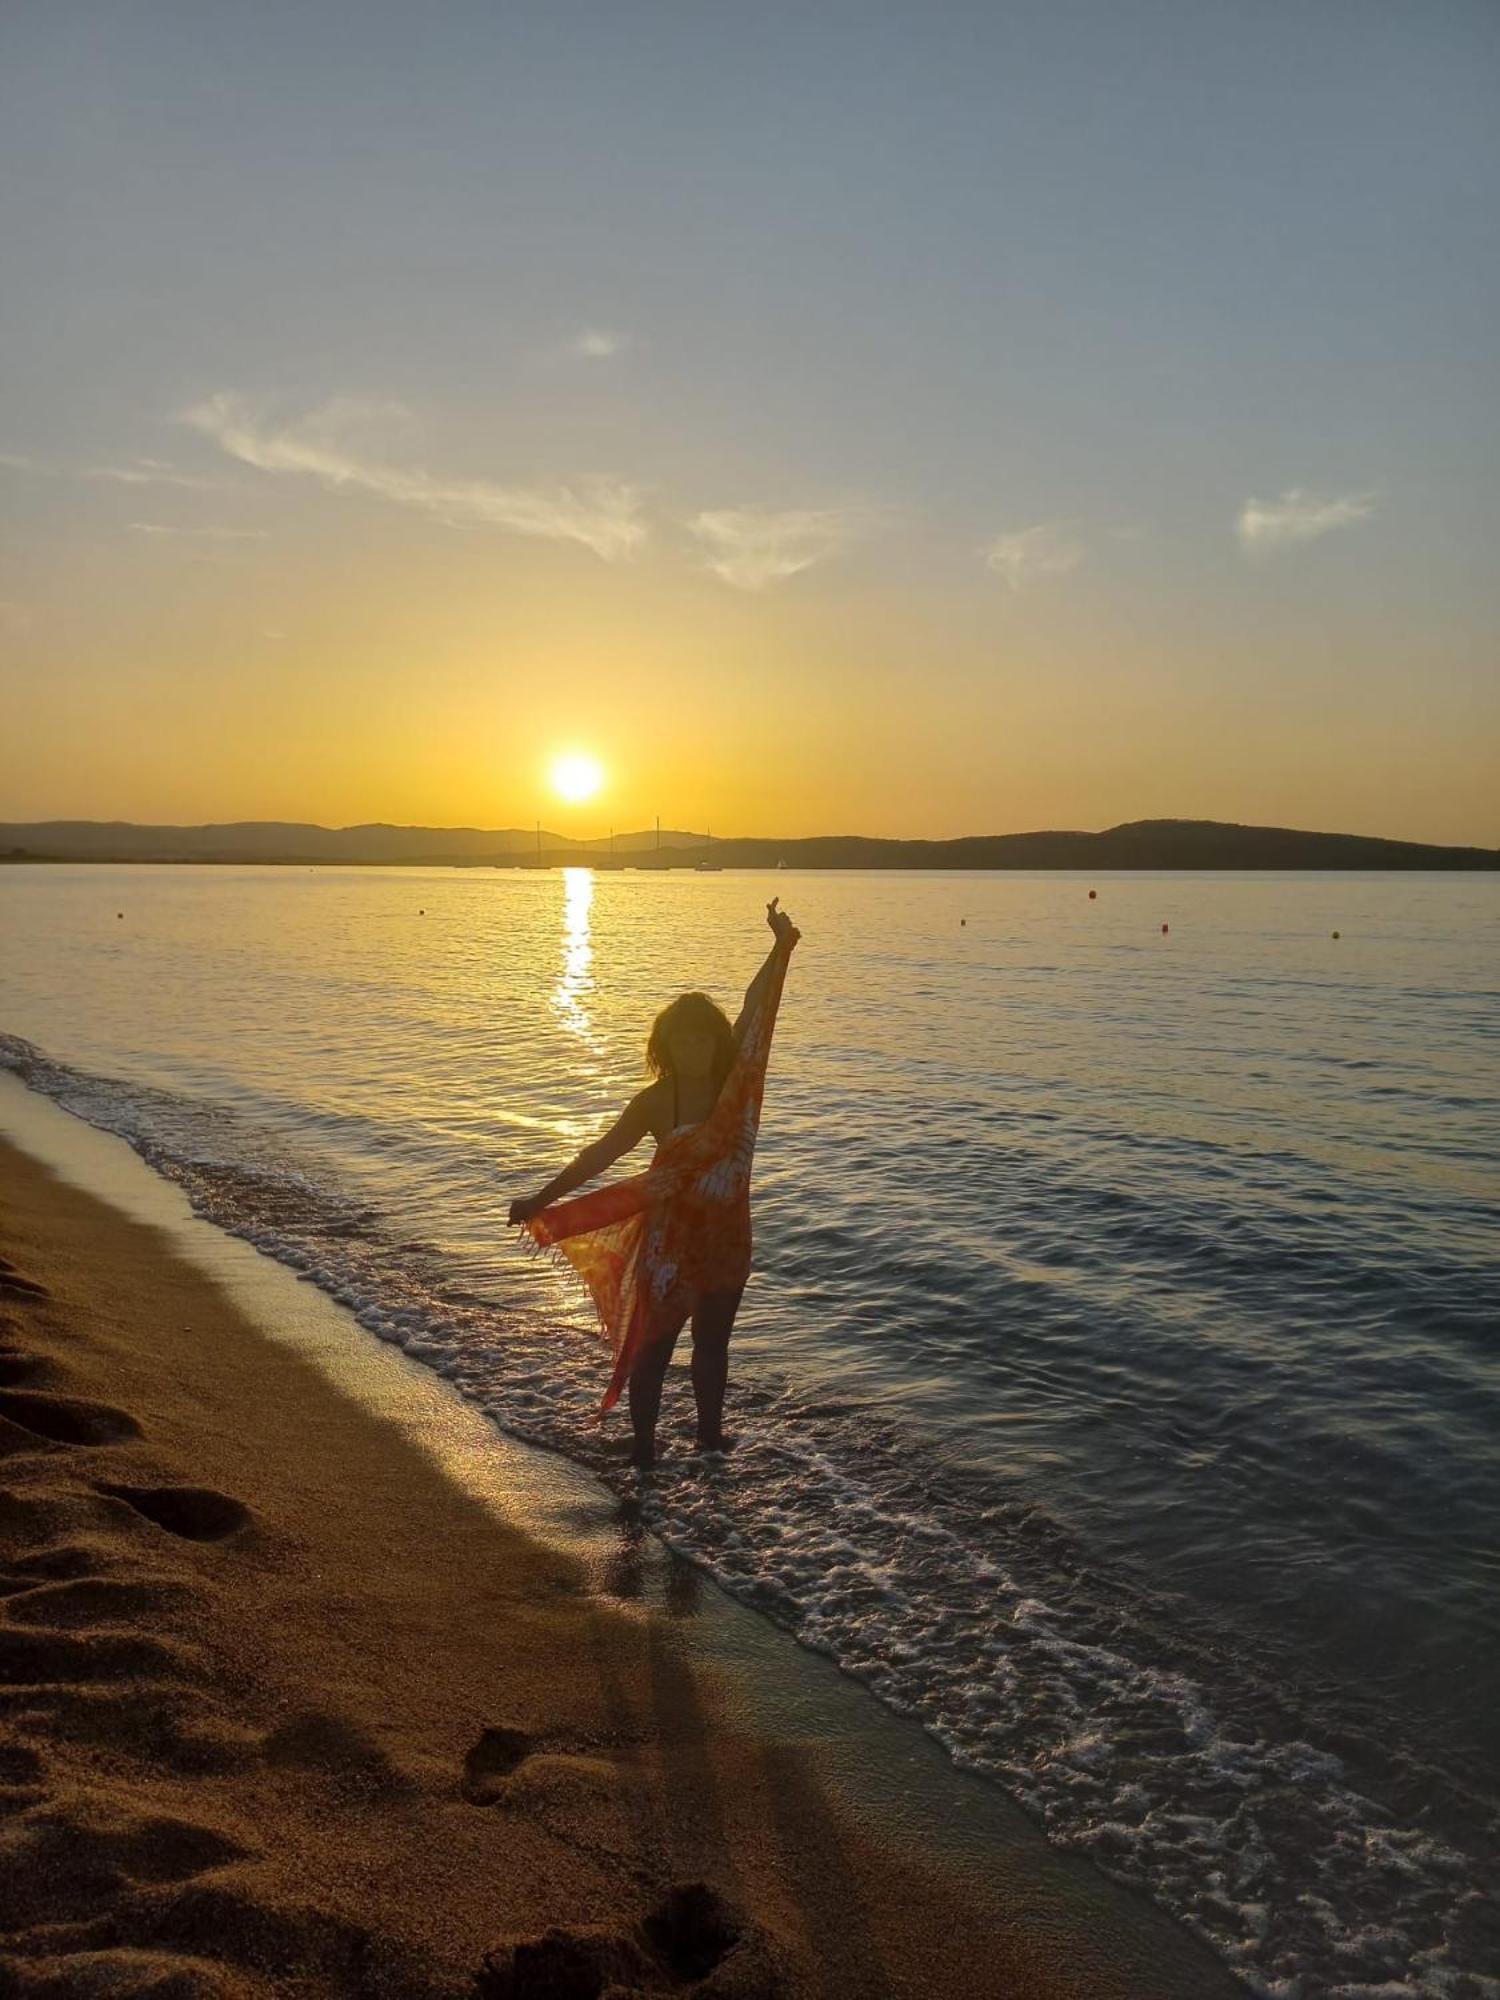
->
[626, 1310, 688, 1466]
[689, 1283, 745, 1450]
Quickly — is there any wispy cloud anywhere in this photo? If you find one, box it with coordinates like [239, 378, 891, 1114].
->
[1236, 487, 1379, 553]
[687, 505, 865, 590]
[0, 449, 218, 490]
[984, 522, 1083, 590]
[88, 458, 220, 489]
[128, 521, 269, 540]
[178, 392, 648, 562]
[569, 328, 625, 360]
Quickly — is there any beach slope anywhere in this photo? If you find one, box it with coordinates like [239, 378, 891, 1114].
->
[0, 1138, 1242, 1998]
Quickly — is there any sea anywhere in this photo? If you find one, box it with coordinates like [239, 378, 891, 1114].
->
[2, 861, 1496, 1999]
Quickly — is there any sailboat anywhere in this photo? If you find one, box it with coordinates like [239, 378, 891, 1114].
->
[693, 825, 723, 871]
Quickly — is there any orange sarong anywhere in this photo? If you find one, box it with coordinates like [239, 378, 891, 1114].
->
[518, 932, 796, 1416]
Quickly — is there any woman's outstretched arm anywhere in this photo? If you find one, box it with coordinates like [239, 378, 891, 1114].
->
[509, 1083, 661, 1225]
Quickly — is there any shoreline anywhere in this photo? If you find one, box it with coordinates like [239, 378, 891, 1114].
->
[0, 1093, 1244, 1997]
[4, 858, 1497, 872]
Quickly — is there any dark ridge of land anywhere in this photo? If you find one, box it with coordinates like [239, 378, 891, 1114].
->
[0, 819, 703, 863]
[1, 815, 1495, 869]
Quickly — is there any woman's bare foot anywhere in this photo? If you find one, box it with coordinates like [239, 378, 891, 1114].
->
[605, 1437, 657, 1471]
[693, 1431, 734, 1457]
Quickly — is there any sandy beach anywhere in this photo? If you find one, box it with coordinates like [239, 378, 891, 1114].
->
[0, 1131, 1247, 1998]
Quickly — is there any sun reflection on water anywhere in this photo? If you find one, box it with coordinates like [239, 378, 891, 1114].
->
[552, 867, 603, 1064]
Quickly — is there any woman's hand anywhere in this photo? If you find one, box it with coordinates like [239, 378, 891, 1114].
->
[508, 1194, 546, 1226]
[766, 896, 801, 948]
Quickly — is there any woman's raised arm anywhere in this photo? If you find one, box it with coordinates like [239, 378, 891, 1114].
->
[732, 898, 800, 1047]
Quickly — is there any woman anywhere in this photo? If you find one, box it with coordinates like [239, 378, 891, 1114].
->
[509, 898, 800, 1469]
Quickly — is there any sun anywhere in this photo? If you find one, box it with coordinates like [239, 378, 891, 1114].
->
[549, 751, 604, 804]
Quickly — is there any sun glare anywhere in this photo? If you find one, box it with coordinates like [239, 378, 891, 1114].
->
[550, 751, 604, 804]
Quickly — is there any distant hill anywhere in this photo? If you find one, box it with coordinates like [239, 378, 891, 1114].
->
[0, 820, 701, 863]
[2, 816, 1494, 869]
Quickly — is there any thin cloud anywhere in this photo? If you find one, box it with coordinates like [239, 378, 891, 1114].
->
[0, 450, 58, 476]
[1236, 488, 1379, 553]
[87, 461, 220, 489]
[570, 328, 625, 359]
[984, 522, 1084, 590]
[0, 449, 218, 490]
[178, 392, 647, 562]
[128, 521, 269, 540]
[687, 505, 864, 590]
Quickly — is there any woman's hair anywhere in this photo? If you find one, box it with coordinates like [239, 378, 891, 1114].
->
[645, 990, 736, 1092]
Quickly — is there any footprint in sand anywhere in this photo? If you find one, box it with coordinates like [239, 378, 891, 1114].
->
[474, 1879, 790, 1998]
[0, 1257, 48, 1299]
[1, 1542, 120, 1584]
[0, 1738, 47, 1793]
[0, 1389, 140, 1449]
[0, 1345, 48, 1388]
[2, 1574, 198, 1629]
[461, 1726, 535, 1804]
[95, 1483, 251, 1542]
[0, 1622, 211, 1689]
[6, 1679, 259, 1777]
[0, 1801, 248, 1930]
[460, 1724, 655, 1814]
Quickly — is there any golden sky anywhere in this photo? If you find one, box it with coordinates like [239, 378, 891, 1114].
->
[2, 6, 1496, 846]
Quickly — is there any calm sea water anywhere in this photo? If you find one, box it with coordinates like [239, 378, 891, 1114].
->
[2, 863, 1497, 1998]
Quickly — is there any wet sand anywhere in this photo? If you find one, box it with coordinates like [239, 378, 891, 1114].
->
[0, 1134, 1245, 1997]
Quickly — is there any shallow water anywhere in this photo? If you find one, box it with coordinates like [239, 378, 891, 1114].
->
[3, 862, 1497, 1998]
